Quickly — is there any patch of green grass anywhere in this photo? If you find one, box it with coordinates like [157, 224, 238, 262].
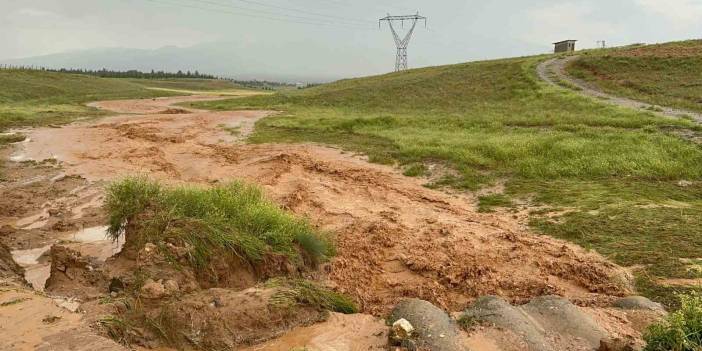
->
[267, 278, 358, 314]
[457, 314, 478, 330]
[403, 163, 427, 177]
[0, 70, 180, 131]
[191, 50, 702, 308]
[644, 293, 702, 350]
[477, 194, 512, 213]
[0, 133, 25, 145]
[568, 40, 702, 113]
[105, 177, 334, 270]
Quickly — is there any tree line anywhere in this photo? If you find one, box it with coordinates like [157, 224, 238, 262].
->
[0, 64, 296, 89]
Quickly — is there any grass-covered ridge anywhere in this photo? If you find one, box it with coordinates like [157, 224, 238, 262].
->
[0, 69, 181, 131]
[105, 177, 333, 269]
[190, 54, 702, 307]
[567, 40, 702, 113]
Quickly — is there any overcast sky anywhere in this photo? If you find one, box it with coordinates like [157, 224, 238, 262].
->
[1, 0, 701, 80]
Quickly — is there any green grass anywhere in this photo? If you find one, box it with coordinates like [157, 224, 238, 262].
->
[0, 133, 25, 145]
[477, 194, 512, 213]
[0, 69, 181, 131]
[190, 53, 702, 307]
[567, 40, 702, 113]
[644, 293, 702, 351]
[105, 177, 334, 270]
[267, 278, 358, 314]
[125, 78, 244, 92]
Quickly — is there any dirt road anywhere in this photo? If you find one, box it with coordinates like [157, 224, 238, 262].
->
[537, 56, 702, 124]
[0, 95, 647, 349]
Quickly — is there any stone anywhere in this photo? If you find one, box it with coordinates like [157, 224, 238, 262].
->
[163, 279, 179, 294]
[140, 279, 166, 299]
[522, 295, 608, 350]
[464, 296, 551, 351]
[612, 296, 665, 312]
[391, 318, 415, 340]
[389, 299, 464, 351]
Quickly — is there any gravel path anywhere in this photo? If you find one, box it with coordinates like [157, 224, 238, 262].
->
[537, 56, 702, 124]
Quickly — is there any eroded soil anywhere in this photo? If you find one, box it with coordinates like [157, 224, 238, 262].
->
[0, 95, 657, 350]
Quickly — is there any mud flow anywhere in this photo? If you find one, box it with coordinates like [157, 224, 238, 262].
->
[0, 96, 662, 350]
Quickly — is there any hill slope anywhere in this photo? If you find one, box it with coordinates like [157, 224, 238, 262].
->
[567, 40, 702, 113]
[192, 53, 702, 308]
[0, 69, 179, 131]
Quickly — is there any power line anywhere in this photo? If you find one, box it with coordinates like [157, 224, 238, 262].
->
[146, 0, 372, 29]
[312, 0, 410, 14]
[187, 0, 369, 27]
[227, 0, 375, 25]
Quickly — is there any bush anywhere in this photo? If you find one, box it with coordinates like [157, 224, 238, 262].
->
[644, 294, 702, 351]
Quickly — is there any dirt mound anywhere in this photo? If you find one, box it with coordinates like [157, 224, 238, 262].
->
[45, 245, 107, 298]
[0, 242, 24, 283]
[151, 287, 328, 349]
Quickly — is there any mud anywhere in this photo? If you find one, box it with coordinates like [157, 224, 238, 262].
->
[0, 95, 654, 350]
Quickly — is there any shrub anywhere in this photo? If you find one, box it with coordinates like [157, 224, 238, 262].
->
[644, 294, 702, 351]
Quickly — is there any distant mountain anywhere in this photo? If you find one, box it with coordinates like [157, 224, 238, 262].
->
[1, 42, 388, 83]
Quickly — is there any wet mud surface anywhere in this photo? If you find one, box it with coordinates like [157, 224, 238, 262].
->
[0, 95, 661, 350]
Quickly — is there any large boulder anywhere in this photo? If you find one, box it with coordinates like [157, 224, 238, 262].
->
[463, 296, 551, 351]
[612, 296, 665, 312]
[522, 296, 607, 350]
[388, 298, 466, 351]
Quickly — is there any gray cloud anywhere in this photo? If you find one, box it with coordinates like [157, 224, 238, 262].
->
[1, 0, 700, 81]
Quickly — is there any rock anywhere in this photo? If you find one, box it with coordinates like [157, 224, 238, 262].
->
[522, 295, 608, 350]
[163, 279, 179, 294]
[388, 299, 465, 351]
[677, 180, 693, 187]
[390, 318, 415, 341]
[612, 296, 665, 312]
[599, 337, 636, 351]
[463, 296, 551, 351]
[140, 279, 166, 299]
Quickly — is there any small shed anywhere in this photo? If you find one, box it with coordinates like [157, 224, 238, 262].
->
[553, 40, 577, 53]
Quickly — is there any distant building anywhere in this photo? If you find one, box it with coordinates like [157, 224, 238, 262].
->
[553, 40, 577, 53]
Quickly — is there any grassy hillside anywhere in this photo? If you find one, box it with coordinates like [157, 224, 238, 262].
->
[192, 55, 702, 307]
[567, 40, 702, 113]
[0, 69, 179, 131]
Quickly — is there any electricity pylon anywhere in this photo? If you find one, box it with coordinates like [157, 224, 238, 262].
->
[379, 13, 427, 72]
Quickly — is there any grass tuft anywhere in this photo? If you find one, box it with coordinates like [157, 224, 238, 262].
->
[105, 177, 333, 270]
[267, 278, 358, 314]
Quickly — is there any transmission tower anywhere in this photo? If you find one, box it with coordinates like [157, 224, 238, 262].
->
[379, 13, 427, 72]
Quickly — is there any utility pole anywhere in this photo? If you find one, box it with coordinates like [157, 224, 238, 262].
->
[379, 13, 427, 72]
[597, 40, 606, 49]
